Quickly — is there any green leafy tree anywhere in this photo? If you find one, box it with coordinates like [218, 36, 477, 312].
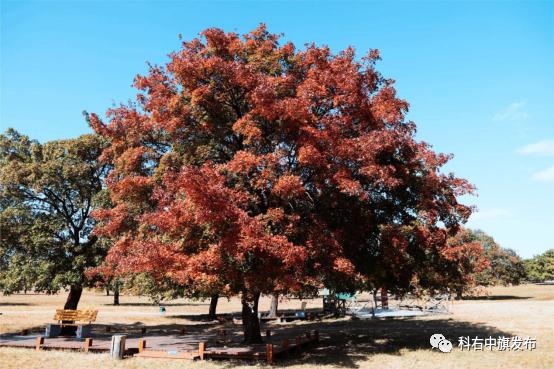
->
[0, 129, 109, 309]
[470, 230, 527, 286]
[525, 249, 554, 283]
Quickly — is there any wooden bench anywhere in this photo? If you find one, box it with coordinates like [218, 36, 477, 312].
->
[45, 309, 98, 338]
[54, 309, 98, 325]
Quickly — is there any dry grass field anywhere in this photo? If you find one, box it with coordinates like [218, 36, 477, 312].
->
[1, 284, 553, 369]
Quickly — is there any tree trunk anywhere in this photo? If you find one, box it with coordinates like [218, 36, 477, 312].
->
[208, 294, 219, 319]
[241, 292, 262, 344]
[380, 288, 389, 309]
[456, 287, 463, 300]
[113, 283, 120, 306]
[106, 287, 110, 296]
[268, 294, 279, 317]
[64, 285, 83, 310]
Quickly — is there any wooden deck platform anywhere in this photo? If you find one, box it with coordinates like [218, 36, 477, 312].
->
[0, 334, 140, 353]
[134, 330, 319, 363]
[0, 329, 319, 364]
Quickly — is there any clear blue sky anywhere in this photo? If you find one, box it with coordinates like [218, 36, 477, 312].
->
[1, 0, 553, 258]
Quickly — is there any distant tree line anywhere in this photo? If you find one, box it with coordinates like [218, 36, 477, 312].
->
[525, 249, 554, 283]
[470, 229, 527, 286]
[454, 229, 553, 289]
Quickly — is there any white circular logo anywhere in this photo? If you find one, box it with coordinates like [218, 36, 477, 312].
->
[430, 333, 452, 353]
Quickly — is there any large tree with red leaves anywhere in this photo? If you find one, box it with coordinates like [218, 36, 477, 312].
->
[89, 25, 475, 343]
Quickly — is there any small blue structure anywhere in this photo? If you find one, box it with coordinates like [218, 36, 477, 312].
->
[322, 288, 355, 316]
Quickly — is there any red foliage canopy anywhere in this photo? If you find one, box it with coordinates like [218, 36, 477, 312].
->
[90, 25, 476, 307]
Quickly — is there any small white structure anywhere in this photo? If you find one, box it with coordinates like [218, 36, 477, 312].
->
[347, 291, 452, 319]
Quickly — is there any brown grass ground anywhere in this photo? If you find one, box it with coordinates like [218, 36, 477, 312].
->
[1, 284, 553, 369]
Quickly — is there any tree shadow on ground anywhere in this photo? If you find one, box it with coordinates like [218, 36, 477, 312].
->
[273, 317, 513, 368]
[95, 315, 512, 368]
[462, 295, 530, 301]
[104, 301, 210, 307]
[0, 302, 33, 306]
[1, 315, 513, 368]
[170, 313, 233, 321]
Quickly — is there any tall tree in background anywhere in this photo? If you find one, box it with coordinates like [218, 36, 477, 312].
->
[0, 129, 109, 309]
[470, 230, 526, 286]
[525, 249, 554, 283]
[421, 229, 528, 298]
[90, 25, 475, 343]
[441, 229, 490, 299]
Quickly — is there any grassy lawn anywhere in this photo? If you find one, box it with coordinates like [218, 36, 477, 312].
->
[1, 284, 553, 368]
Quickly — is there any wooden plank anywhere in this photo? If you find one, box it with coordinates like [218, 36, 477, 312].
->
[53, 309, 98, 323]
[273, 345, 288, 354]
[135, 350, 199, 360]
[198, 341, 205, 360]
[35, 337, 44, 351]
[206, 352, 264, 359]
[0, 340, 111, 353]
[83, 338, 93, 352]
[274, 338, 289, 356]
[138, 339, 146, 353]
[266, 344, 273, 364]
[77, 310, 98, 322]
